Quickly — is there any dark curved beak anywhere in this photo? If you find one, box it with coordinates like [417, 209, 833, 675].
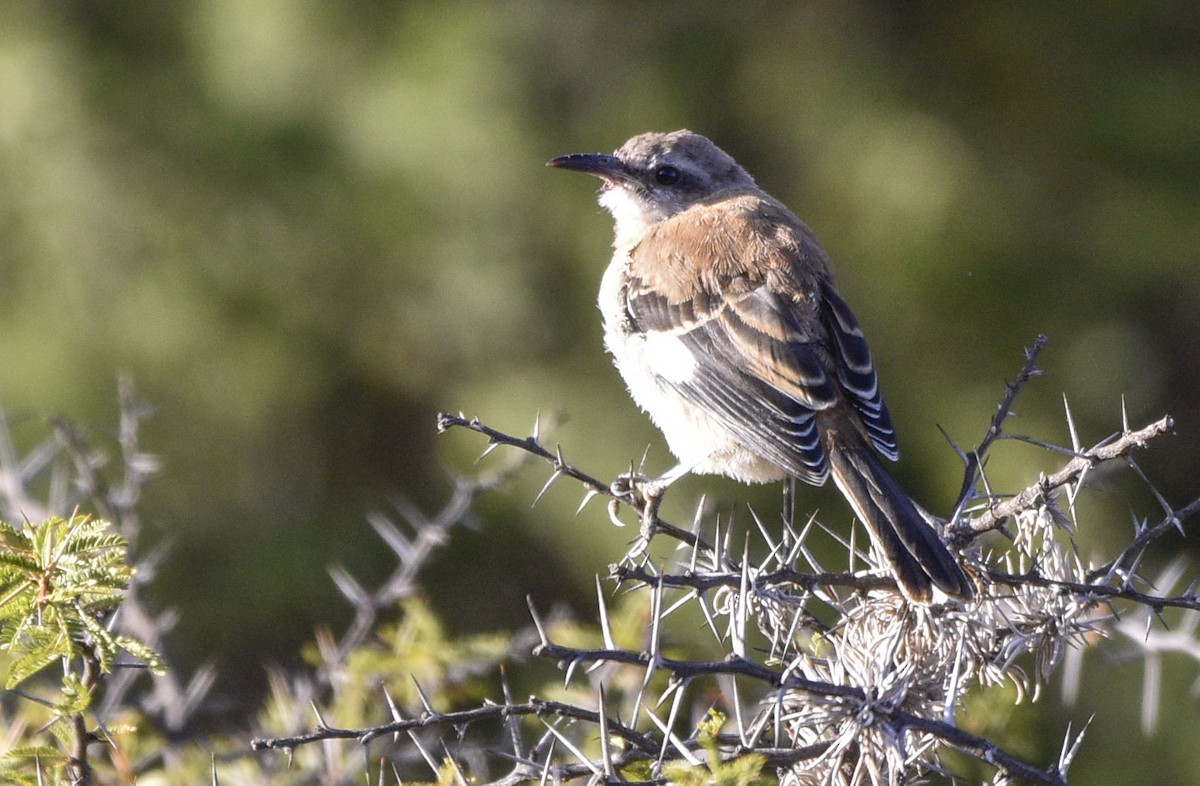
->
[546, 153, 633, 184]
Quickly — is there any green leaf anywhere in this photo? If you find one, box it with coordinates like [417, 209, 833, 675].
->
[76, 611, 119, 673]
[54, 672, 93, 716]
[4, 644, 60, 688]
[114, 634, 167, 674]
[0, 552, 40, 573]
[0, 745, 64, 763]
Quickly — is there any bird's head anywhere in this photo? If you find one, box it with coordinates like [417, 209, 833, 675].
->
[549, 130, 757, 243]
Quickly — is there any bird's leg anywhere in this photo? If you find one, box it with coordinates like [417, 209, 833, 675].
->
[782, 476, 797, 530]
[609, 461, 695, 536]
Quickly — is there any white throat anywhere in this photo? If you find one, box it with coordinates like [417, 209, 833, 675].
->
[599, 186, 667, 248]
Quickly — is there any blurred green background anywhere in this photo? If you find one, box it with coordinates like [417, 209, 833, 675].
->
[2, 1, 1198, 780]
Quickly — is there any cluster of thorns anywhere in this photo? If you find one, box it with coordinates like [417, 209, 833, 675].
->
[255, 335, 1196, 786]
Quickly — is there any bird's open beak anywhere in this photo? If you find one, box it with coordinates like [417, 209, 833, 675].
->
[547, 153, 634, 185]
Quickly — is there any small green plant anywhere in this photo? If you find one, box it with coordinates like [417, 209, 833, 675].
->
[0, 512, 164, 784]
[662, 710, 771, 786]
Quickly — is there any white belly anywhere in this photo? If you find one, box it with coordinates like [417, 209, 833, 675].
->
[597, 254, 786, 484]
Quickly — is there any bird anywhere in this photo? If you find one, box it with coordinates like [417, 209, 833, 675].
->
[547, 129, 973, 604]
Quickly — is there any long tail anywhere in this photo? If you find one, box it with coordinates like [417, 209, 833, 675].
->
[827, 444, 973, 603]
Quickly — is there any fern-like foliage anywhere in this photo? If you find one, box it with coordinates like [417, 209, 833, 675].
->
[0, 513, 155, 687]
[0, 512, 165, 782]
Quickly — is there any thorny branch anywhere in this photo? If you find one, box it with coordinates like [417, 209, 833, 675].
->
[952, 414, 1174, 542]
[610, 562, 895, 596]
[986, 565, 1200, 612]
[253, 697, 837, 779]
[246, 447, 539, 777]
[251, 645, 1065, 786]
[437, 370, 1178, 591]
[437, 412, 713, 553]
[253, 697, 659, 754]
[949, 333, 1050, 519]
[1090, 494, 1200, 584]
[945, 335, 1172, 545]
[257, 339, 1196, 785]
[327, 456, 529, 668]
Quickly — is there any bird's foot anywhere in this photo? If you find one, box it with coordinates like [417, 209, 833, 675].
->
[608, 472, 668, 537]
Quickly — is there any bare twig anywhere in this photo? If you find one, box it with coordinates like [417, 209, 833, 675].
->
[610, 562, 895, 596]
[437, 412, 713, 552]
[987, 567, 1200, 612]
[951, 334, 1049, 518]
[1088, 495, 1200, 582]
[329, 461, 523, 666]
[953, 415, 1174, 542]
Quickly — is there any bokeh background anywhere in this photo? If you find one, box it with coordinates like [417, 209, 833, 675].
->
[2, 1, 1198, 781]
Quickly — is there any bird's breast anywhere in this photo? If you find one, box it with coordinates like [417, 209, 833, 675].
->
[599, 251, 697, 430]
[596, 251, 785, 483]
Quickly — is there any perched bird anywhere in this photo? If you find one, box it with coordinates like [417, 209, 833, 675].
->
[548, 130, 972, 603]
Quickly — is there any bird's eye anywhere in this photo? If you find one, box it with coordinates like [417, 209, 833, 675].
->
[654, 166, 680, 186]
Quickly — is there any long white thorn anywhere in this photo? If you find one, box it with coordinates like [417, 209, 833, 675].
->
[526, 595, 550, 645]
[441, 743, 470, 786]
[728, 675, 748, 747]
[648, 573, 665, 660]
[541, 720, 601, 776]
[597, 686, 614, 778]
[382, 685, 404, 742]
[1063, 394, 1082, 453]
[309, 701, 329, 729]
[576, 488, 599, 515]
[643, 697, 703, 767]
[411, 678, 435, 715]
[1058, 716, 1093, 775]
[689, 497, 707, 568]
[750, 504, 777, 555]
[533, 469, 562, 506]
[597, 576, 617, 650]
[733, 542, 752, 658]
[407, 730, 440, 775]
[696, 590, 722, 642]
